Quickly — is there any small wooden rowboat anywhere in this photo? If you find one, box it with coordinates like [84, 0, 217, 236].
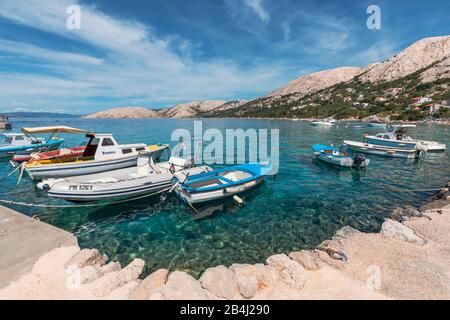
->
[173, 161, 273, 205]
[312, 144, 370, 169]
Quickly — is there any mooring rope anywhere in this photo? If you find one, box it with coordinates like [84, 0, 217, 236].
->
[0, 187, 171, 209]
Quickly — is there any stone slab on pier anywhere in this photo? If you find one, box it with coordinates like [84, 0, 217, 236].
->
[0, 205, 77, 288]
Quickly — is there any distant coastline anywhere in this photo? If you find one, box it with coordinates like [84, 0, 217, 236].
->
[5, 112, 81, 119]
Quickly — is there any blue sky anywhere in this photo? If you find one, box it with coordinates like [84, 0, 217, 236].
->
[0, 0, 449, 114]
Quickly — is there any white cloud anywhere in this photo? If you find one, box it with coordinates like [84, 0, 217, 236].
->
[0, 0, 285, 112]
[0, 39, 103, 65]
[243, 0, 270, 23]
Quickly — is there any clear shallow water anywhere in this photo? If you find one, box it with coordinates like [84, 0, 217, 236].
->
[1, 118, 449, 277]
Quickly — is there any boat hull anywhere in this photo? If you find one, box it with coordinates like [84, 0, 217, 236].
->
[366, 137, 417, 149]
[343, 140, 420, 159]
[12, 146, 86, 163]
[0, 139, 63, 158]
[41, 164, 211, 202]
[25, 148, 165, 180]
[315, 153, 370, 168]
[46, 176, 173, 202]
[176, 177, 264, 204]
[366, 137, 445, 151]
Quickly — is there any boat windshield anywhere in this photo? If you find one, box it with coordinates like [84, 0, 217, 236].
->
[82, 137, 100, 158]
[4, 136, 13, 144]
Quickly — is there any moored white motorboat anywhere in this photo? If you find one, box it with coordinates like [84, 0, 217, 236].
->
[173, 161, 273, 204]
[343, 140, 426, 159]
[37, 152, 211, 202]
[364, 124, 446, 152]
[310, 118, 337, 127]
[25, 132, 168, 180]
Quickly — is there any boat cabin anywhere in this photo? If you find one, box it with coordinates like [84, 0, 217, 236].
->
[1, 133, 43, 146]
[375, 124, 416, 141]
[83, 133, 148, 160]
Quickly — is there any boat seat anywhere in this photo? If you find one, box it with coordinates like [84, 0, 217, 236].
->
[222, 172, 239, 182]
[169, 156, 188, 168]
[128, 171, 153, 179]
[59, 148, 72, 155]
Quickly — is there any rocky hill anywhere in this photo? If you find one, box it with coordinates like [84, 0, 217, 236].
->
[158, 100, 226, 118]
[84, 107, 159, 119]
[267, 67, 361, 98]
[84, 101, 229, 119]
[207, 35, 450, 121]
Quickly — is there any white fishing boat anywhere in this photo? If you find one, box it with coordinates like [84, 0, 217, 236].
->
[343, 140, 426, 159]
[310, 118, 337, 127]
[37, 152, 211, 202]
[364, 124, 446, 152]
[25, 131, 168, 180]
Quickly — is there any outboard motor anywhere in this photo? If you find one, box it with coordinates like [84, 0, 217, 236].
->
[352, 154, 366, 170]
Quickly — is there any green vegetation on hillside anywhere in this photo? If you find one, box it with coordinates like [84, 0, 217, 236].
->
[206, 63, 450, 121]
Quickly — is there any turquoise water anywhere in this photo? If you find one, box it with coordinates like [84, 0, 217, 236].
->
[1, 118, 449, 277]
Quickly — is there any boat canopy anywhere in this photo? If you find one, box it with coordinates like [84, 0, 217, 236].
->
[386, 124, 416, 133]
[21, 126, 89, 135]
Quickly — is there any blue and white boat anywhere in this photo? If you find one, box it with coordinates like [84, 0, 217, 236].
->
[173, 162, 273, 204]
[365, 124, 445, 151]
[343, 140, 425, 159]
[312, 144, 369, 169]
[0, 133, 63, 158]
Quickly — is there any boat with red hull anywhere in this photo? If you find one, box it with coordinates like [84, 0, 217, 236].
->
[12, 146, 86, 164]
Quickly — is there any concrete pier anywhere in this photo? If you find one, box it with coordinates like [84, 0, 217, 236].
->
[0, 205, 77, 288]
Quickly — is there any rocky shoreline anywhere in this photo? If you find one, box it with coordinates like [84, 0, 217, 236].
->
[0, 183, 449, 300]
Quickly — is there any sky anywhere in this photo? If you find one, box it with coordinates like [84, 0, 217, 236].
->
[0, 0, 449, 114]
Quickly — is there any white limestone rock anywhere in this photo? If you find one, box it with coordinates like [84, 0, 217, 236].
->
[229, 264, 259, 298]
[199, 265, 240, 299]
[266, 254, 306, 290]
[93, 258, 145, 297]
[80, 265, 103, 284]
[129, 269, 169, 300]
[161, 271, 209, 300]
[381, 219, 427, 246]
[100, 261, 121, 274]
[65, 249, 107, 269]
[288, 250, 320, 271]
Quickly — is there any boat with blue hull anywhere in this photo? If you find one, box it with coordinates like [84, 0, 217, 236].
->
[365, 124, 446, 151]
[343, 140, 425, 159]
[0, 133, 63, 158]
[173, 162, 273, 204]
[312, 144, 369, 169]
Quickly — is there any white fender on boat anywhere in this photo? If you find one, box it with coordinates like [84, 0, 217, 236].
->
[233, 195, 244, 205]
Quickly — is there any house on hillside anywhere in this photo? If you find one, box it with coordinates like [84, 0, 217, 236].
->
[421, 104, 441, 115]
[353, 102, 369, 109]
[411, 97, 432, 105]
